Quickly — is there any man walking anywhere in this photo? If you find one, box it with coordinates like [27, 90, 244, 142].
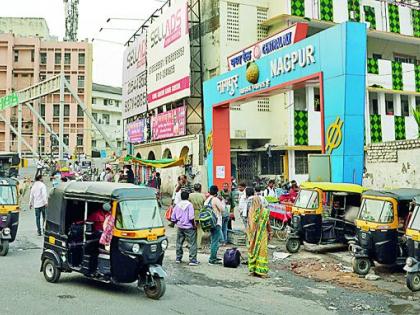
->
[29, 175, 48, 236]
[189, 183, 206, 249]
[220, 182, 235, 244]
[171, 191, 199, 266]
[35, 157, 44, 179]
[205, 185, 224, 265]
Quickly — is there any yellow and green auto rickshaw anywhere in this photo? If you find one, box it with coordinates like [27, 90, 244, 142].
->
[285, 182, 366, 253]
[41, 182, 168, 299]
[350, 189, 420, 276]
[404, 197, 420, 291]
[0, 178, 20, 256]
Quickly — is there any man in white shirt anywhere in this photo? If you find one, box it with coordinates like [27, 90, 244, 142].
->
[237, 182, 247, 225]
[35, 157, 44, 179]
[29, 175, 48, 236]
[205, 185, 224, 265]
[263, 180, 277, 198]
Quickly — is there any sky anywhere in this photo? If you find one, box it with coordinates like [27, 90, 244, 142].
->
[1, 0, 165, 87]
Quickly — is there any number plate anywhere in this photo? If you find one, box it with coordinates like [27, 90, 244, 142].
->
[147, 234, 157, 241]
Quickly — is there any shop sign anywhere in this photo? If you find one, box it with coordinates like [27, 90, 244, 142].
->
[0, 93, 19, 111]
[147, 0, 191, 109]
[122, 33, 148, 119]
[151, 105, 186, 140]
[127, 118, 147, 144]
[227, 23, 308, 70]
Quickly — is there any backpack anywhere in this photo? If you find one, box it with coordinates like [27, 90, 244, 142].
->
[223, 248, 241, 268]
[198, 197, 217, 231]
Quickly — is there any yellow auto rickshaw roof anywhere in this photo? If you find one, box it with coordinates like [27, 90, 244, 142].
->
[300, 182, 366, 194]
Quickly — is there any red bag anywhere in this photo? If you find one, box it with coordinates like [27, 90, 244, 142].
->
[165, 205, 173, 222]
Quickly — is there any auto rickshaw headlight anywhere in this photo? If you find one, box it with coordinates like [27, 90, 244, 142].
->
[161, 239, 168, 251]
[406, 257, 414, 267]
[3, 227, 10, 235]
[132, 243, 140, 253]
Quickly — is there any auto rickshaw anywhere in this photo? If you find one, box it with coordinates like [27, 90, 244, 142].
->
[40, 182, 168, 299]
[285, 182, 365, 253]
[404, 197, 420, 291]
[350, 189, 420, 276]
[0, 178, 19, 256]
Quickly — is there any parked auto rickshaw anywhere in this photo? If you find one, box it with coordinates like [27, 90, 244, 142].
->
[0, 178, 19, 256]
[41, 182, 168, 299]
[350, 189, 420, 276]
[404, 197, 420, 291]
[285, 182, 365, 253]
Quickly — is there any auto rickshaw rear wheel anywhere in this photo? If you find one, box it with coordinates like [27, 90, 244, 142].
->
[144, 276, 166, 300]
[43, 258, 61, 283]
[352, 257, 371, 275]
[285, 237, 301, 253]
[406, 273, 420, 292]
[0, 240, 9, 256]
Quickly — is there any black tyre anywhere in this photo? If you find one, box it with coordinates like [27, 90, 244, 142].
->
[0, 240, 9, 256]
[144, 277, 166, 300]
[286, 237, 301, 253]
[43, 259, 61, 283]
[406, 272, 420, 292]
[352, 257, 371, 275]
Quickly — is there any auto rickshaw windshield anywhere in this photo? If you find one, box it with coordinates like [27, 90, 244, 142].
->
[358, 198, 394, 223]
[0, 185, 17, 205]
[294, 189, 318, 209]
[116, 199, 163, 230]
[408, 205, 420, 230]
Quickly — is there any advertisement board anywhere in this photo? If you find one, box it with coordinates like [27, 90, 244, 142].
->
[127, 118, 147, 144]
[122, 33, 148, 119]
[147, 0, 190, 110]
[151, 106, 186, 140]
[227, 23, 308, 70]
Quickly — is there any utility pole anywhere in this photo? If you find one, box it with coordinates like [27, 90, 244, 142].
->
[59, 74, 65, 160]
[17, 104, 22, 157]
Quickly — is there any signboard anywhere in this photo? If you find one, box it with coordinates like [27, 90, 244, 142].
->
[227, 23, 308, 70]
[151, 106, 186, 140]
[0, 93, 19, 111]
[147, 0, 191, 109]
[127, 118, 147, 144]
[122, 33, 148, 119]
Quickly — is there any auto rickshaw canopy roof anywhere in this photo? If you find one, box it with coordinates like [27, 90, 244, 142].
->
[363, 189, 420, 201]
[300, 182, 366, 194]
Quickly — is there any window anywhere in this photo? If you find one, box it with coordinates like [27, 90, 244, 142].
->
[314, 88, 320, 112]
[117, 119, 121, 126]
[92, 97, 96, 104]
[102, 114, 110, 125]
[294, 88, 307, 111]
[63, 134, 69, 146]
[257, 98, 270, 112]
[104, 99, 109, 106]
[65, 75, 70, 83]
[53, 104, 60, 117]
[394, 53, 416, 64]
[92, 112, 98, 121]
[385, 94, 394, 115]
[55, 52, 61, 64]
[261, 151, 283, 175]
[14, 50, 19, 62]
[372, 53, 382, 60]
[40, 104, 45, 119]
[92, 140, 97, 148]
[401, 95, 409, 117]
[40, 52, 47, 64]
[78, 53, 85, 65]
[77, 105, 84, 117]
[116, 199, 162, 230]
[39, 74, 46, 82]
[77, 134, 83, 146]
[408, 205, 420, 230]
[257, 7, 268, 40]
[64, 104, 70, 117]
[31, 50, 35, 62]
[78, 76, 84, 88]
[369, 92, 379, 115]
[358, 199, 394, 223]
[294, 190, 319, 209]
[64, 52, 71, 65]
[295, 151, 310, 175]
[226, 2, 240, 42]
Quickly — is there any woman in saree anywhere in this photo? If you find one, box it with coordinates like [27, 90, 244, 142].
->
[247, 196, 272, 277]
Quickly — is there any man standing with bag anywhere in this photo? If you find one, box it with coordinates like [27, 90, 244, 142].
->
[29, 175, 48, 236]
[189, 183, 206, 249]
[205, 185, 224, 265]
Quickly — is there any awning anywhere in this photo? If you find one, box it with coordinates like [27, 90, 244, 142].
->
[124, 155, 185, 168]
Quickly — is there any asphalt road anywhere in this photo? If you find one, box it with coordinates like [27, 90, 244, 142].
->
[1, 165, 419, 314]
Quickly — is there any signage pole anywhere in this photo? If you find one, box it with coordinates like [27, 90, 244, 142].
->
[17, 103, 22, 157]
[59, 74, 65, 160]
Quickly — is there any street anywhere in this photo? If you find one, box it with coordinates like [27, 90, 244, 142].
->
[0, 167, 418, 315]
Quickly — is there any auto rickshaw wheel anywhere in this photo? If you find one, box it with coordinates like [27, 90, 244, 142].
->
[286, 237, 301, 253]
[0, 240, 9, 256]
[43, 259, 61, 283]
[352, 257, 371, 275]
[144, 277, 166, 300]
[406, 273, 420, 292]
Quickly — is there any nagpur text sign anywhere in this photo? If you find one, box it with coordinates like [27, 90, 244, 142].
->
[147, 0, 190, 110]
[151, 106, 186, 141]
[122, 33, 148, 119]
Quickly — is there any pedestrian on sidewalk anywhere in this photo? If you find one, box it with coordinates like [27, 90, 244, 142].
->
[29, 175, 48, 236]
[237, 182, 247, 227]
[171, 191, 199, 266]
[189, 183, 206, 249]
[35, 157, 44, 179]
[220, 182, 235, 232]
[205, 185, 224, 265]
[255, 186, 269, 208]
[263, 180, 276, 198]
[241, 187, 255, 230]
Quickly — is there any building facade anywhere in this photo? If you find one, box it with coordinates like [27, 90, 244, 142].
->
[91, 83, 123, 156]
[0, 18, 93, 156]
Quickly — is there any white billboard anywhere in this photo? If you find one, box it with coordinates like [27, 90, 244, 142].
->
[147, 0, 190, 110]
[122, 32, 148, 119]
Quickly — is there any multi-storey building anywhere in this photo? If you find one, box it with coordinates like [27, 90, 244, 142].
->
[91, 83, 123, 156]
[200, 0, 420, 184]
[0, 17, 93, 156]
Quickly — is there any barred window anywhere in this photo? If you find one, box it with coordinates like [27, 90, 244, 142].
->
[227, 2, 240, 42]
[257, 98, 270, 112]
[295, 151, 310, 175]
[257, 7, 268, 40]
